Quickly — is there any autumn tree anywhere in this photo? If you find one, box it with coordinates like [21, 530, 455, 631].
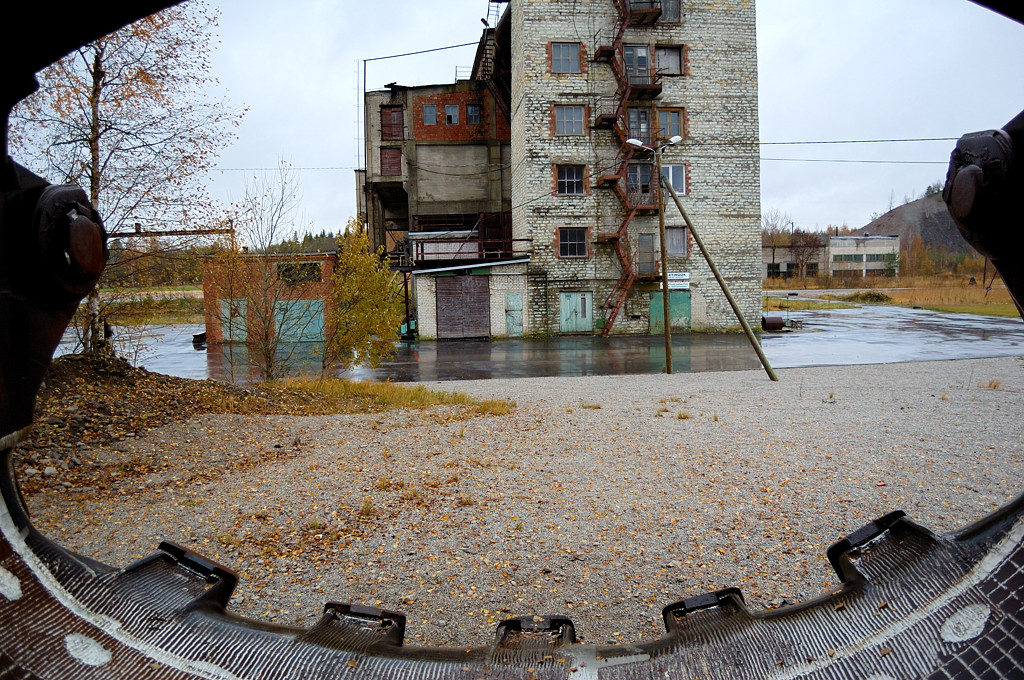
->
[211, 166, 325, 382]
[789, 229, 826, 278]
[322, 222, 403, 377]
[9, 1, 244, 354]
[761, 208, 792, 274]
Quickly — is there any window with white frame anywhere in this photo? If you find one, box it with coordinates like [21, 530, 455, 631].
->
[661, 164, 686, 195]
[555, 105, 585, 135]
[423, 104, 436, 125]
[445, 104, 459, 124]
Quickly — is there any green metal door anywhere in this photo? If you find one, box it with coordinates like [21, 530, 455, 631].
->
[559, 291, 593, 333]
[218, 299, 247, 343]
[274, 299, 325, 342]
[649, 291, 691, 333]
[505, 293, 523, 337]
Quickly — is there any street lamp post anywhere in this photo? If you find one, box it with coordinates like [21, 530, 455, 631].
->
[627, 135, 681, 374]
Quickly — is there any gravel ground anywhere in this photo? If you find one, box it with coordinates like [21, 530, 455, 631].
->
[25, 356, 1024, 648]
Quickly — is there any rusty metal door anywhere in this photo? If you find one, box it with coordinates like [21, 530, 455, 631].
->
[436, 275, 490, 339]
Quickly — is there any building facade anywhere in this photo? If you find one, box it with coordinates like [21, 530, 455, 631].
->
[361, 0, 761, 338]
[510, 0, 761, 335]
[762, 235, 900, 279]
[202, 253, 336, 344]
[828, 235, 900, 278]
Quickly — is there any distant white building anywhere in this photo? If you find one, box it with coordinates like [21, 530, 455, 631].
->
[829, 235, 900, 278]
[762, 234, 900, 279]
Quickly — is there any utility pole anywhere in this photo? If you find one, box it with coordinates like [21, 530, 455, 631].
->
[628, 135, 681, 374]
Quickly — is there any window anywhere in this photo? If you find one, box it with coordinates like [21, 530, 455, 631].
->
[624, 45, 651, 85]
[277, 262, 322, 285]
[666, 226, 687, 256]
[381, 106, 403, 140]
[655, 46, 682, 75]
[661, 164, 686, 195]
[658, 108, 683, 139]
[551, 42, 581, 73]
[833, 254, 864, 262]
[556, 165, 585, 195]
[559, 227, 588, 257]
[555, 105, 585, 135]
[627, 107, 651, 144]
[627, 163, 653, 203]
[767, 262, 781, 278]
[660, 0, 680, 21]
[380, 147, 402, 176]
[467, 104, 481, 124]
[806, 262, 819, 277]
[423, 104, 436, 125]
[865, 253, 886, 262]
[445, 104, 459, 124]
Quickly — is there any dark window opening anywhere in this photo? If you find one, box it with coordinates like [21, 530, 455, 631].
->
[557, 165, 585, 195]
[559, 227, 588, 257]
[277, 262, 322, 285]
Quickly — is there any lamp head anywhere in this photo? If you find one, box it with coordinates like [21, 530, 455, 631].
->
[626, 138, 645, 148]
[668, 135, 683, 145]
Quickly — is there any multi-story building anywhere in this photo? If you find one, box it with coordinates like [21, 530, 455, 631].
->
[360, 0, 761, 338]
[828, 235, 900, 278]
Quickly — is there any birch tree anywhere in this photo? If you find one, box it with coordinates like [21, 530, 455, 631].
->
[10, 1, 244, 354]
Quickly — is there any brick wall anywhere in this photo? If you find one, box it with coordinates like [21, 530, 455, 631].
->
[201, 253, 336, 344]
[510, 0, 761, 335]
[412, 90, 510, 143]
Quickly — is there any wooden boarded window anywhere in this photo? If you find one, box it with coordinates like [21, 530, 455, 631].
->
[381, 106, 404, 140]
[380, 148, 402, 176]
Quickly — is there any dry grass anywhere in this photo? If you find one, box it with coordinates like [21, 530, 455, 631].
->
[884, 279, 1017, 317]
[283, 377, 515, 416]
[766, 275, 1018, 317]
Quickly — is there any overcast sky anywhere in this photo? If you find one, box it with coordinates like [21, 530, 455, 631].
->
[205, 0, 1024, 235]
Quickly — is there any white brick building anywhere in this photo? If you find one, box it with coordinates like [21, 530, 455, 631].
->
[361, 0, 761, 338]
[510, 0, 761, 335]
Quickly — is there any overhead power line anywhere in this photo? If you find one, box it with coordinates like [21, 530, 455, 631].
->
[762, 157, 947, 165]
[760, 137, 958, 145]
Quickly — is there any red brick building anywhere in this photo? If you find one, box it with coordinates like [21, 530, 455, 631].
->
[201, 253, 336, 344]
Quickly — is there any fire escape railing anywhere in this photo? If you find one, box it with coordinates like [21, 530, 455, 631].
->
[594, 0, 662, 335]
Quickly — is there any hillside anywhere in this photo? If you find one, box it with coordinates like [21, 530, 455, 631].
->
[854, 193, 973, 254]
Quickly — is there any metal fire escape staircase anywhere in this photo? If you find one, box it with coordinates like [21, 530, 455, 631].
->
[594, 0, 662, 335]
[475, 2, 512, 122]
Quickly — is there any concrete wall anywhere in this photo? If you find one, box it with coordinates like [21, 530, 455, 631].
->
[510, 0, 761, 335]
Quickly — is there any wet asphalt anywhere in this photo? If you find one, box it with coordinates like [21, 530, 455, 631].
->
[107, 302, 1024, 383]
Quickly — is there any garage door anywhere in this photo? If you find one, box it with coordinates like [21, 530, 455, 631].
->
[436, 275, 490, 339]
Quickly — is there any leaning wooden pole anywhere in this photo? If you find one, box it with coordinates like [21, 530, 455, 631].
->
[660, 175, 779, 382]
